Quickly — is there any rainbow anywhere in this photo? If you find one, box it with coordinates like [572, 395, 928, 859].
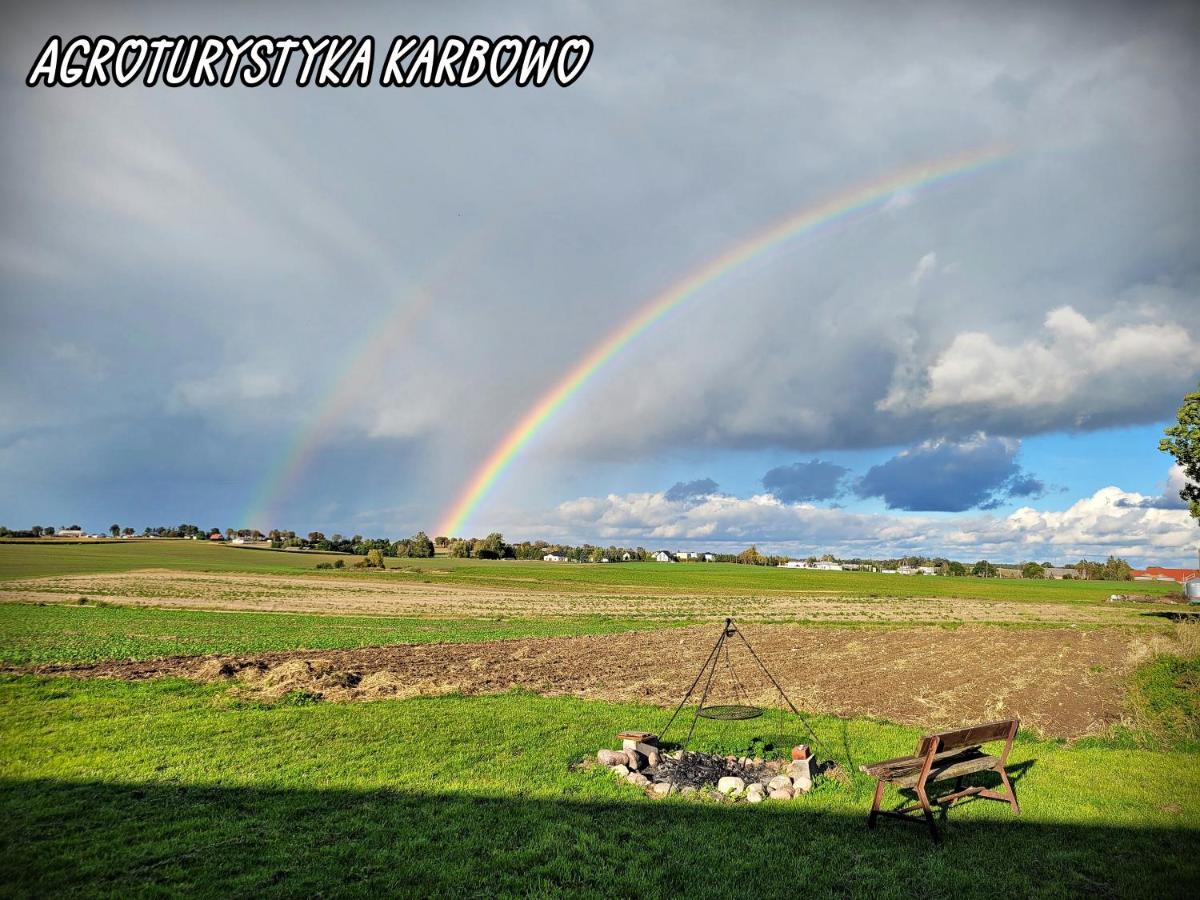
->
[437, 144, 1014, 537]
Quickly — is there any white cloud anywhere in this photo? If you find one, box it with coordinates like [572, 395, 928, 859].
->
[170, 368, 291, 411]
[532, 480, 1198, 564]
[909, 251, 938, 286]
[880, 305, 1199, 421]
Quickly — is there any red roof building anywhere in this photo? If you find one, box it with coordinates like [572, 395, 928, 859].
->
[1130, 566, 1200, 584]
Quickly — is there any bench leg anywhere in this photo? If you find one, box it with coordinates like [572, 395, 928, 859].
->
[998, 767, 1020, 815]
[868, 780, 885, 828]
[915, 784, 940, 842]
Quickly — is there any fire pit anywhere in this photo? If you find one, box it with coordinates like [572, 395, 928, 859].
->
[588, 618, 832, 801]
[594, 732, 817, 801]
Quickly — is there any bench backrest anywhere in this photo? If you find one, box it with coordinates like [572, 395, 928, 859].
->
[916, 719, 1017, 756]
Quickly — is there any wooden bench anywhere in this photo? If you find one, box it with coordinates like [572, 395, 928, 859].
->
[861, 718, 1020, 840]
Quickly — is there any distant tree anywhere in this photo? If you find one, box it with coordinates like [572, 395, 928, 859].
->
[947, 561, 967, 577]
[736, 545, 764, 566]
[31, 526, 43, 537]
[365, 549, 386, 569]
[308, 532, 325, 544]
[109, 524, 120, 537]
[408, 531, 435, 558]
[473, 532, 508, 560]
[448, 540, 470, 558]
[1022, 562, 1045, 579]
[42, 526, 55, 536]
[1101, 555, 1133, 581]
[123, 527, 135, 536]
[972, 560, 997, 578]
[1160, 384, 1200, 523]
[434, 535, 450, 549]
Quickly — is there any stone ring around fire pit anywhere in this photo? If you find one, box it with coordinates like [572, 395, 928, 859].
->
[595, 732, 816, 801]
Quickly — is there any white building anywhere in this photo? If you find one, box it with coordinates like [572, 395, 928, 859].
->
[56, 528, 85, 538]
[652, 551, 674, 563]
[812, 561, 843, 571]
[543, 553, 568, 562]
[703, 553, 716, 562]
[621, 552, 632, 561]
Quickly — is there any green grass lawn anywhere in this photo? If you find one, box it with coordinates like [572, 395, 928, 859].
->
[1, 677, 1196, 897]
[0, 541, 1174, 605]
[0, 603, 681, 667]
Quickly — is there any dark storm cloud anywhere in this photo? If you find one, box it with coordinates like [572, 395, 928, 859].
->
[665, 478, 719, 502]
[1, 1, 1197, 534]
[854, 435, 1045, 512]
[761, 460, 848, 503]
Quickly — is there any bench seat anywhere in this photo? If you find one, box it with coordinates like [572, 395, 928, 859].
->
[861, 746, 997, 787]
[862, 718, 1020, 840]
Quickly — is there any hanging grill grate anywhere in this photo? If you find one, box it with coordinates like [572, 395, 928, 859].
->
[697, 704, 762, 720]
[658, 617, 837, 787]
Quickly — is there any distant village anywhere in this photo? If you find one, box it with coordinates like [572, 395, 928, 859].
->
[5, 521, 1197, 584]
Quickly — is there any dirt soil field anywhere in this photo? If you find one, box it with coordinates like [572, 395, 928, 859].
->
[27, 623, 1163, 740]
[0, 570, 1160, 626]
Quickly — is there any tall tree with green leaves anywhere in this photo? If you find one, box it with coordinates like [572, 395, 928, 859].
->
[1160, 385, 1200, 523]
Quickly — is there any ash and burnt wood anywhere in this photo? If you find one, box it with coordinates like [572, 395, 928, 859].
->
[863, 717, 1021, 841]
[652, 752, 770, 791]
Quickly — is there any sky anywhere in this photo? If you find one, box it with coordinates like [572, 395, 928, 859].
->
[2, 1, 1198, 565]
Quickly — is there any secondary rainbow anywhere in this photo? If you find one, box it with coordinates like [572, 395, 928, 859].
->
[437, 144, 1014, 537]
[242, 287, 436, 532]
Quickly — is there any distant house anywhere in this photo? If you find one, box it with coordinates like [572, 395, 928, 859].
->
[1131, 566, 1200, 584]
[996, 567, 1022, 579]
[56, 528, 85, 538]
[917, 566, 939, 575]
[652, 551, 674, 563]
[703, 553, 716, 562]
[676, 551, 697, 560]
[621, 552, 632, 561]
[543, 553, 568, 563]
[208, 533, 224, 541]
[230, 537, 247, 544]
[1043, 566, 1077, 580]
[780, 560, 807, 569]
[812, 561, 843, 571]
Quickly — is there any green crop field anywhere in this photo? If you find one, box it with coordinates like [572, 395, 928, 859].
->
[0, 540, 1175, 604]
[1, 677, 1197, 897]
[0, 603, 683, 667]
[2, 539, 1197, 897]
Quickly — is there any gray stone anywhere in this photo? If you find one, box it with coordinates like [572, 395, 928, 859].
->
[747, 790, 765, 803]
[625, 750, 645, 771]
[646, 750, 660, 768]
[770, 787, 794, 800]
[651, 782, 674, 796]
[791, 773, 813, 793]
[716, 776, 746, 795]
[612, 764, 630, 777]
[628, 772, 651, 787]
[598, 749, 626, 767]
[787, 758, 813, 779]
[768, 775, 793, 792]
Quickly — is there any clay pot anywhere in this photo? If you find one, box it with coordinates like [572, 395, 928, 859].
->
[791, 745, 810, 761]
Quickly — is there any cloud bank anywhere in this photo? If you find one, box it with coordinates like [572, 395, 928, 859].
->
[536, 479, 1197, 565]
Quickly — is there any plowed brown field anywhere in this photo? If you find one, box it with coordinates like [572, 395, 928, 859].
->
[29, 622, 1159, 739]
